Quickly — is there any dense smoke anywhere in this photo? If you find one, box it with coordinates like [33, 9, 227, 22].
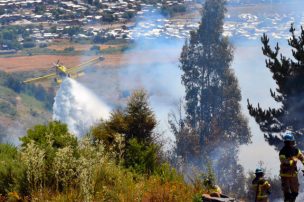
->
[53, 78, 110, 137]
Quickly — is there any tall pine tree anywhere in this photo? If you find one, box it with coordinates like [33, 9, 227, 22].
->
[174, 0, 251, 196]
[248, 25, 304, 150]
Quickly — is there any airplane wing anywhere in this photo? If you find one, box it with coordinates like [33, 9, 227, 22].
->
[66, 56, 104, 73]
[23, 72, 57, 83]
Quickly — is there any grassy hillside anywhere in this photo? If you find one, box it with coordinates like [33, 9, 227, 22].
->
[0, 91, 209, 202]
[0, 71, 52, 142]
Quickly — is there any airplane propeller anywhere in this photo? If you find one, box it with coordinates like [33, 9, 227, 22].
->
[52, 60, 60, 68]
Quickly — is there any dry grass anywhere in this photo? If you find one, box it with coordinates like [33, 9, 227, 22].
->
[0, 55, 121, 72]
[0, 47, 179, 72]
[47, 44, 125, 51]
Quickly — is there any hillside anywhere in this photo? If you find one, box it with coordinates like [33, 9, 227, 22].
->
[0, 71, 52, 143]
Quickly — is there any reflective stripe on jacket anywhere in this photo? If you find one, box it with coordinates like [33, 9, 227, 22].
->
[209, 185, 222, 195]
[279, 146, 304, 177]
[252, 178, 271, 201]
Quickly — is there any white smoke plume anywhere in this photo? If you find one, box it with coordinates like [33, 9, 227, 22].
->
[53, 78, 110, 137]
[118, 11, 185, 148]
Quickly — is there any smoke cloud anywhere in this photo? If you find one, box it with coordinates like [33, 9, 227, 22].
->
[53, 78, 110, 137]
[79, 9, 185, 147]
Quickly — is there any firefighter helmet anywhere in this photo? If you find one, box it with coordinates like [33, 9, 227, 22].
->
[255, 168, 264, 175]
[283, 131, 295, 142]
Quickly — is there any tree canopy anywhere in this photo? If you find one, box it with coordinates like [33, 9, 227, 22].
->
[248, 25, 304, 149]
[173, 0, 250, 195]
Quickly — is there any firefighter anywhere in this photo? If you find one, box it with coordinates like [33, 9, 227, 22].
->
[204, 178, 222, 197]
[252, 168, 271, 202]
[279, 131, 304, 202]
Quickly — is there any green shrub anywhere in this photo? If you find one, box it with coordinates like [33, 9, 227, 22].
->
[53, 146, 77, 192]
[0, 144, 26, 196]
[20, 121, 77, 150]
[21, 141, 45, 192]
[77, 137, 105, 201]
[20, 121, 78, 188]
[64, 46, 75, 52]
[155, 163, 181, 183]
[23, 41, 36, 48]
[124, 138, 159, 174]
[90, 45, 101, 55]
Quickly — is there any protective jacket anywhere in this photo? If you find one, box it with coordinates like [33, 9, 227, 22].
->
[208, 185, 222, 197]
[252, 177, 271, 202]
[279, 146, 304, 177]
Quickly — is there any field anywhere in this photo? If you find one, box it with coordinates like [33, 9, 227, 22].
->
[0, 55, 121, 72]
[47, 42, 127, 51]
[0, 47, 179, 73]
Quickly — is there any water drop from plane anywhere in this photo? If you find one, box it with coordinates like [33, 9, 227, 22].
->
[53, 78, 110, 137]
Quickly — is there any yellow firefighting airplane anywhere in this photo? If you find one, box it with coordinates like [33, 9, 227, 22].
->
[23, 56, 104, 84]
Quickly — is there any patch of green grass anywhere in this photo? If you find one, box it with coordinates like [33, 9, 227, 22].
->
[0, 86, 16, 98]
[20, 93, 45, 112]
[0, 86, 17, 117]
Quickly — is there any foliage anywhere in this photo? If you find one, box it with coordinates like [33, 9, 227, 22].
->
[93, 33, 115, 44]
[0, 25, 32, 50]
[76, 137, 105, 201]
[124, 138, 159, 174]
[248, 25, 304, 149]
[102, 13, 116, 23]
[173, 0, 250, 197]
[63, 26, 84, 37]
[21, 141, 45, 192]
[90, 45, 101, 54]
[34, 4, 46, 15]
[29, 161, 196, 202]
[0, 144, 25, 196]
[23, 41, 36, 49]
[92, 110, 127, 154]
[161, 4, 187, 17]
[122, 11, 135, 19]
[20, 121, 78, 189]
[125, 89, 157, 143]
[0, 124, 7, 143]
[20, 121, 77, 150]
[187, 162, 217, 194]
[92, 89, 158, 172]
[0, 118, 201, 202]
[2, 71, 55, 110]
[39, 43, 48, 48]
[50, 9, 65, 20]
[53, 146, 77, 192]
[63, 46, 75, 52]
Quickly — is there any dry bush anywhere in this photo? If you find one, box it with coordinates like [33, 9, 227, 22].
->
[53, 146, 77, 192]
[21, 141, 45, 192]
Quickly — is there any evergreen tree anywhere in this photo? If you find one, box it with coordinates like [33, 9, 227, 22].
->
[124, 89, 157, 144]
[92, 89, 159, 173]
[248, 25, 304, 149]
[174, 0, 251, 195]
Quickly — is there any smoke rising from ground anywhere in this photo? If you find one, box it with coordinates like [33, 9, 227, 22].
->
[53, 78, 110, 137]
